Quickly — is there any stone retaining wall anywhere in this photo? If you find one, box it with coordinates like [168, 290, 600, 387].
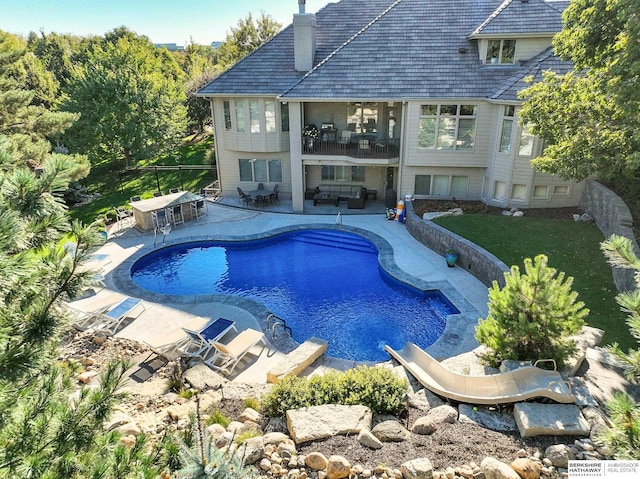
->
[404, 201, 510, 288]
[580, 180, 640, 292]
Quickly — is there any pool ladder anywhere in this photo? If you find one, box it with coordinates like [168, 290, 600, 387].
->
[266, 313, 292, 339]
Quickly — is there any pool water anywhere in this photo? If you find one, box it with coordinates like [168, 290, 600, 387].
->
[131, 229, 458, 361]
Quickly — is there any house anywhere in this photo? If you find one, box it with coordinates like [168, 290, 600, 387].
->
[198, 0, 581, 213]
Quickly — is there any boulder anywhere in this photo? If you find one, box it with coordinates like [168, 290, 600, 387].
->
[286, 404, 372, 444]
[327, 455, 351, 479]
[544, 444, 575, 469]
[510, 458, 541, 479]
[458, 404, 517, 432]
[513, 403, 590, 438]
[371, 420, 411, 442]
[239, 407, 263, 424]
[77, 370, 98, 384]
[305, 452, 329, 470]
[480, 457, 520, 479]
[263, 431, 290, 445]
[205, 423, 226, 439]
[426, 405, 458, 424]
[406, 389, 445, 410]
[401, 458, 434, 479]
[358, 429, 383, 449]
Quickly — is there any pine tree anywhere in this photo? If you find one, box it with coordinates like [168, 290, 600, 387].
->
[475, 254, 588, 367]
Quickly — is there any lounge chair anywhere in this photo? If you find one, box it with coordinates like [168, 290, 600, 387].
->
[385, 342, 575, 405]
[71, 296, 146, 335]
[203, 328, 266, 375]
[180, 317, 237, 359]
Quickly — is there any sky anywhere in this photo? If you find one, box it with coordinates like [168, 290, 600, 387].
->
[0, 0, 332, 45]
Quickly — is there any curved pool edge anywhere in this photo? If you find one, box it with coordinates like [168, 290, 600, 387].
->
[111, 223, 482, 361]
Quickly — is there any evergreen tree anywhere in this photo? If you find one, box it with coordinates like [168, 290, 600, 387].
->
[600, 234, 640, 380]
[475, 254, 588, 366]
[595, 392, 640, 459]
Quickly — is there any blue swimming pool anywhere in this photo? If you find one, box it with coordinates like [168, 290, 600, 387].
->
[130, 229, 458, 361]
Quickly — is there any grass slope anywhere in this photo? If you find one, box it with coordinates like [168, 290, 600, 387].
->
[434, 214, 633, 350]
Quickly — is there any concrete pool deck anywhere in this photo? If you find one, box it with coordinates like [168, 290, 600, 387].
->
[71, 199, 490, 383]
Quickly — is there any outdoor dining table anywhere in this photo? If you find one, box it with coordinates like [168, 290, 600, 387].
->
[130, 191, 203, 230]
[247, 188, 271, 206]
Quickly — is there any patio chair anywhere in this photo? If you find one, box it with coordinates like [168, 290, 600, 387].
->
[203, 328, 266, 375]
[169, 204, 184, 226]
[190, 199, 206, 220]
[337, 130, 352, 151]
[385, 342, 575, 405]
[269, 184, 280, 205]
[357, 139, 371, 156]
[169, 188, 179, 194]
[72, 296, 146, 335]
[115, 206, 133, 230]
[152, 209, 169, 229]
[130, 196, 141, 202]
[153, 191, 163, 197]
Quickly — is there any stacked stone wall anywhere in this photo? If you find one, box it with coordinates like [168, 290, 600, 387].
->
[580, 180, 639, 291]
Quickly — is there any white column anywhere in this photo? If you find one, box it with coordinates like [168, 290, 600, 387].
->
[288, 101, 305, 213]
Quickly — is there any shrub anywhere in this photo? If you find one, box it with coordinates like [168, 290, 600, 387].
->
[475, 254, 588, 367]
[260, 366, 407, 417]
[594, 392, 640, 459]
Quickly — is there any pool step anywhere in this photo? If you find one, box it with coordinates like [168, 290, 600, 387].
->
[292, 231, 375, 254]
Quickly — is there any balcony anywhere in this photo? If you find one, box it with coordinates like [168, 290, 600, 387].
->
[302, 135, 399, 160]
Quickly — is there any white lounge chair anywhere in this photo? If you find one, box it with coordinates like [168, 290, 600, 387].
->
[385, 342, 575, 405]
[71, 296, 145, 335]
[203, 328, 266, 375]
[180, 317, 237, 359]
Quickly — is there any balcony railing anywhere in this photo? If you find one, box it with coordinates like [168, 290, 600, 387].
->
[302, 136, 399, 159]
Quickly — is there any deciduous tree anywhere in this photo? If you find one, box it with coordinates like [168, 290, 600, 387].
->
[217, 11, 281, 67]
[519, 0, 640, 180]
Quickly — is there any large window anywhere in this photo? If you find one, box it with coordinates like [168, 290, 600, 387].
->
[414, 175, 468, 197]
[235, 101, 245, 132]
[486, 39, 516, 64]
[265, 101, 276, 133]
[518, 125, 535, 156]
[347, 102, 378, 133]
[239, 159, 282, 182]
[418, 104, 477, 150]
[249, 101, 260, 133]
[498, 105, 515, 153]
[280, 103, 289, 132]
[321, 165, 365, 182]
[223, 101, 232, 130]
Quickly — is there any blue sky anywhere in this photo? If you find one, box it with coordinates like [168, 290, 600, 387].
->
[0, 0, 331, 45]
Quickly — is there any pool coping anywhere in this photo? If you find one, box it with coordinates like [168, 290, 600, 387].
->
[111, 223, 482, 361]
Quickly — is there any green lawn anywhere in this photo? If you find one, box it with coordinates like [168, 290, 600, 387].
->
[434, 214, 634, 350]
[69, 137, 216, 225]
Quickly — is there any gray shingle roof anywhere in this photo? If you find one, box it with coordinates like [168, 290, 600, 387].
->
[199, 0, 571, 101]
[490, 47, 574, 101]
[470, 0, 566, 37]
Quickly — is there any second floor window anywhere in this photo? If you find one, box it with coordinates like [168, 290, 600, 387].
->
[235, 101, 245, 132]
[499, 105, 515, 153]
[249, 101, 260, 133]
[418, 104, 477, 150]
[265, 101, 276, 133]
[223, 101, 232, 130]
[486, 39, 516, 64]
[281, 103, 289, 132]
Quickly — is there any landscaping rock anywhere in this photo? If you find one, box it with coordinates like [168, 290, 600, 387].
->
[305, 452, 329, 470]
[544, 444, 575, 469]
[266, 337, 328, 383]
[358, 428, 384, 449]
[480, 457, 520, 479]
[401, 458, 434, 479]
[513, 403, 590, 437]
[371, 420, 411, 442]
[239, 407, 263, 423]
[326, 455, 351, 479]
[286, 404, 372, 444]
[238, 436, 264, 465]
[77, 370, 98, 384]
[510, 458, 541, 479]
[458, 404, 517, 432]
[426, 405, 458, 424]
[406, 389, 445, 410]
[411, 416, 437, 435]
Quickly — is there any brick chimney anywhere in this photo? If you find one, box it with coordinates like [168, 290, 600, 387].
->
[293, 0, 316, 72]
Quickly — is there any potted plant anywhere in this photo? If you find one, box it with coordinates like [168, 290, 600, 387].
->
[445, 248, 458, 267]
